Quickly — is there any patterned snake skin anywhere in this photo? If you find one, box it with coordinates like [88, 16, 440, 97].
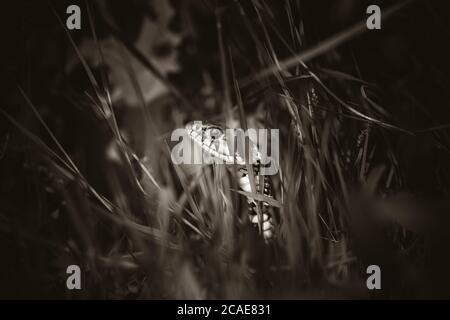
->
[185, 121, 275, 241]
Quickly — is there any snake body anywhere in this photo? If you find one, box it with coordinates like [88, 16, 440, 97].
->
[185, 121, 275, 241]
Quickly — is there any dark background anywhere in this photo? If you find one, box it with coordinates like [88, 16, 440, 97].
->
[1, 0, 450, 299]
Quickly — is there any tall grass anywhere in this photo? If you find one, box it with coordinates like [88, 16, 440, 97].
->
[2, 0, 449, 299]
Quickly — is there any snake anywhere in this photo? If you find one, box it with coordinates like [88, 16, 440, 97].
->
[185, 121, 275, 241]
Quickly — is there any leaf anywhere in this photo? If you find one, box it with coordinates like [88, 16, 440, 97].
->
[66, 0, 182, 106]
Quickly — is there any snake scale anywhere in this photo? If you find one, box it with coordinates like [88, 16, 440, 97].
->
[185, 121, 275, 241]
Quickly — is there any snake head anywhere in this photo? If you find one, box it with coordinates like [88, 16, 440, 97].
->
[185, 121, 224, 143]
[184, 120, 263, 165]
[185, 121, 232, 163]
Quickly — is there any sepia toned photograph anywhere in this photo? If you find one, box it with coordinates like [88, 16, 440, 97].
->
[1, 0, 450, 302]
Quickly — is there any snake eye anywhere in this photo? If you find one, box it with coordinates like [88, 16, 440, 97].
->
[208, 127, 223, 140]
